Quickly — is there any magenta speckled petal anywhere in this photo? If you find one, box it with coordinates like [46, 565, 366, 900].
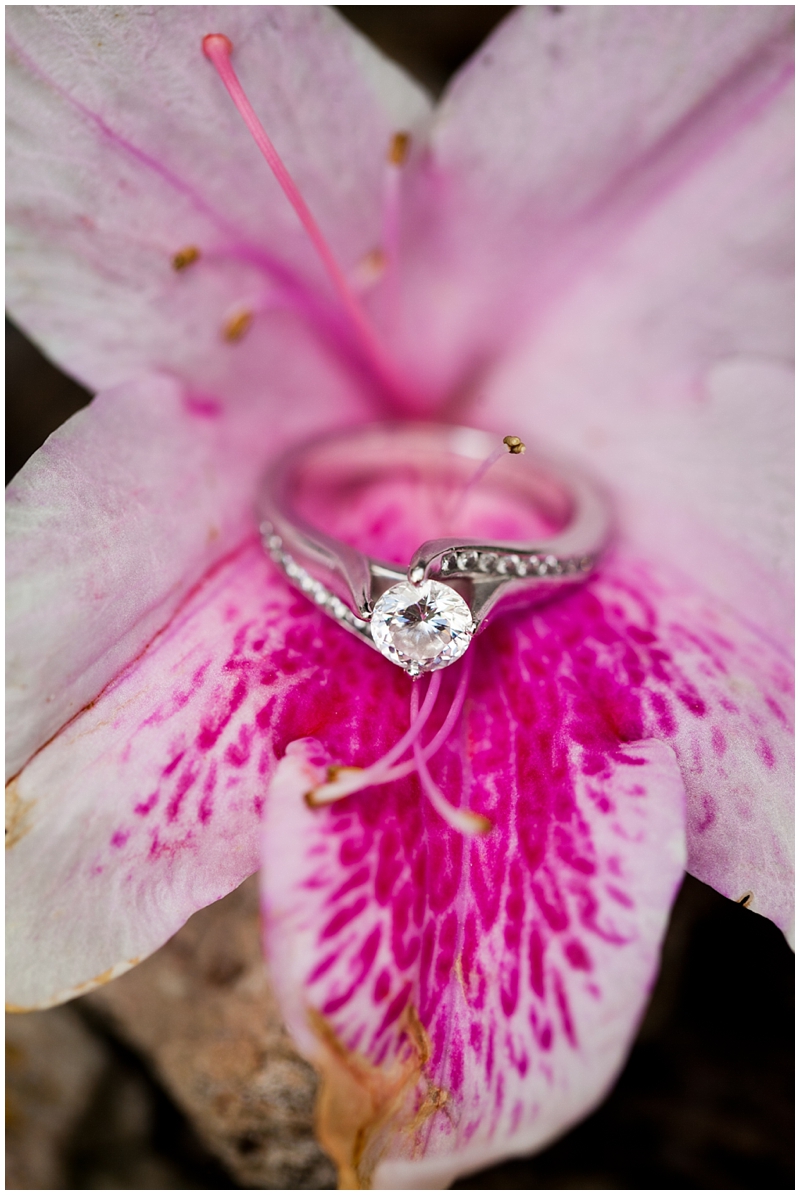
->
[260, 677, 685, 1184]
[262, 735, 683, 1188]
[258, 544, 790, 1185]
[7, 539, 387, 1010]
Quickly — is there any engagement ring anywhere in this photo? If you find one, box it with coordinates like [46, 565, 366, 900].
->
[258, 423, 611, 676]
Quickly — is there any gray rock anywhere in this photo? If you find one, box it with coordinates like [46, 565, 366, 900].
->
[6, 1005, 107, 1189]
[83, 877, 336, 1190]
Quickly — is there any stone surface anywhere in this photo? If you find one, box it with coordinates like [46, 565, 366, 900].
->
[82, 877, 336, 1190]
[371, 579, 473, 673]
[6, 1005, 107, 1189]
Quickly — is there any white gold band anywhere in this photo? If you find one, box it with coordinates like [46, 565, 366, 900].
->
[258, 423, 612, 674]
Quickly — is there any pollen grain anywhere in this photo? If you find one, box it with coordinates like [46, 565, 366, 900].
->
[223, 310, 253, 342]
[172, 245, 201, 271]
[388, 131, 410, 166]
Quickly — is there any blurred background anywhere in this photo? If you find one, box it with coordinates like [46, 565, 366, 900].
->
[6, 7, 793, 1190]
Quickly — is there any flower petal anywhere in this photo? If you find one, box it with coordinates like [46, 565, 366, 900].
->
[393, 5, 792, 400]
[6, 5, 430, 403]
[473, 76, 793, 638]
[6, 359, 366, 778]
[260, 734, 684, 1189]
[255, 546, 789, 1183]
[256, 568, 704, 1184]
[7, 540, 307, 1009]
[593, 551, 792, 938]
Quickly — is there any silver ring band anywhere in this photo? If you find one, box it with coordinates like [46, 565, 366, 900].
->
[258, 423, 612, 675]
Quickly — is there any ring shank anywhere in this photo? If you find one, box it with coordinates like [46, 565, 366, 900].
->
[258, 422, 612, 633]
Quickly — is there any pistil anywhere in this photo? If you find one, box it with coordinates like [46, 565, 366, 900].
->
[202, 33, 411, 410]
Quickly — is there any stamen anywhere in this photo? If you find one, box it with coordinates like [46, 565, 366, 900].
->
[410, 683, 491, 836]
[442, 435, 526, 531]
[172, 245, 201, 270]
[381, 650, 473, 784]
[381, 132, 409, 290]
[307, 670, 443, 806]
[222, 309, 253, 342]
[306, 656, 485, 837]
[202, 34, 407, 406]
[467, 434, 526, 491]
[413, 737, 491, 836]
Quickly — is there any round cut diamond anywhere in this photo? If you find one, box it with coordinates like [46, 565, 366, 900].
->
[371, 580, 473, 674]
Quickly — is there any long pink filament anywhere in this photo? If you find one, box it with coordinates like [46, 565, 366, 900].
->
[410, 682, 491, 836]
[202, 34, 407, 405]
[309, 670, 442, 805]
[373, 650, 473, 785]
[309, 657, 488, 835]
[440, 442, 506, 532]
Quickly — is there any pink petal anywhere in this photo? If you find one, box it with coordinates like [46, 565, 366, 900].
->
[394, 6, 792, 401]
[473, 80, 793, 637]
[6, 6, 430, 404]
[453, 17, 794, 915]
[256, 547, 789, 1183]
[7, 540, 316, 1009]
[400, 4, 794, 920]
[258, 621, 689, 1184]
[261, 736, 684, 1188]
[6, 362, 366, 779]
[594, 550, 793, 937]
[9, 523, 789, 1012]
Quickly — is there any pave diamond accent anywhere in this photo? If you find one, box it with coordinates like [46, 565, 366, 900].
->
[260, 523, 374, 646]
[440, 548, 593, 578]
[370, 580, 473, 676]
[262, 520, 595, 673]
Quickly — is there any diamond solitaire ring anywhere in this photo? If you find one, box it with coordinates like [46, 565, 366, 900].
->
[258, 423, 612, 677]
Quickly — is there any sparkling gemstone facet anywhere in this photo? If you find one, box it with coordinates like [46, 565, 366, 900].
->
[370, 580, 473, 674]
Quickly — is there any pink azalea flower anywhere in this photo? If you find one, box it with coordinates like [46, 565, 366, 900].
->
[6, 6, 793, 1188]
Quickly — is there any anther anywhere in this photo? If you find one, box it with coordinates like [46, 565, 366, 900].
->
[388, 131, 410, 166]
[223, 310, 253, 342]
[503, 435, 526, 455]
[172, 245, 201, 271]
[736, 891, 754, 908]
